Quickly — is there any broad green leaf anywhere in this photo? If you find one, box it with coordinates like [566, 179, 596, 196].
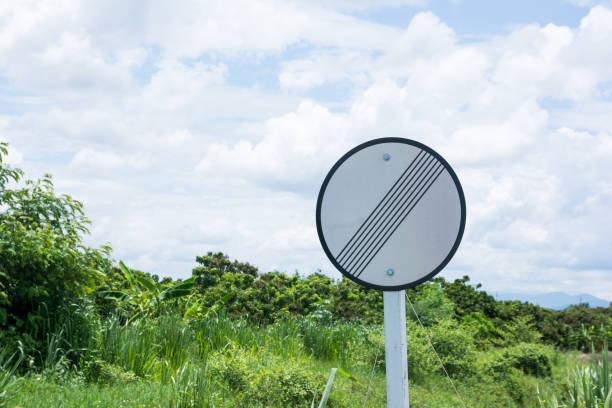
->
[136, 275, 159, 296]
[160, 288, 191, 300]
[100, 290, 132, 301]
[159, 280, 194, 299]
[204, 291, 235, 316]
[184, 299, 203, 318]
[119, 260, 136, 287]
[169, 280, 194, 291]
[89, 268, 107, 279]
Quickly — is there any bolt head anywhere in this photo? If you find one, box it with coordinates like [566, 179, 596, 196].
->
[383, 153, 391, 161]
[386, 268, 394, 276]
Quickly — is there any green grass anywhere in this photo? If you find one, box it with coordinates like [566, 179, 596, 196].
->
[537, 339, 611, 408]
[2, 312, 582, 407]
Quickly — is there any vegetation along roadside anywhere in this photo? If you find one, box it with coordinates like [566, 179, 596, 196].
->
[1, 141, 611, 407]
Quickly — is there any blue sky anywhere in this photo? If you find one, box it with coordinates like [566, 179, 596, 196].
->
[363, 0, 587, 33]
[1, 0, 611, 299]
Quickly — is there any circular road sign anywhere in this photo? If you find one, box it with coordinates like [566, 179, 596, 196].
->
[316, 138, 466, 291]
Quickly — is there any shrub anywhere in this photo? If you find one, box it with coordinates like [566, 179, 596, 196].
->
[408, 284, 455, 327]
[211, 349, 325, 408]
[0, 143, 111, 355]
[502, 343, 552, 377]
[365, 319, 475, 381]
[475, 342, 552, 388]
[428, 319, 477, 378]
[85, 360, 138, 385]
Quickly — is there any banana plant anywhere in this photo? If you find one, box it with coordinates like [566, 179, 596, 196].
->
[183, 291, 235, 321]
[102, 261, 195, 320]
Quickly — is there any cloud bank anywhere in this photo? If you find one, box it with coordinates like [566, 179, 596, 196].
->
[1, 2, 611, 298]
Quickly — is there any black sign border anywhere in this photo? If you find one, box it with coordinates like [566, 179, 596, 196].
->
[316, 137, 466, 291]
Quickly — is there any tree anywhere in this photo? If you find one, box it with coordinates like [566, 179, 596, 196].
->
[0, 142, 111, 350]
[409, 284, 455, 327]
[193, 252, 257, 292]
[436, 276, 499, 319]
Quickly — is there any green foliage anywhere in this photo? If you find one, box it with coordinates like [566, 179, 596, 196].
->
[462, 311, 505, 349]
[408, 284, 455, 327]
[541, 339, 611, 408]
[0, 144, 111, 353]
[85, 360, 138, 385]
[100, 261, 194, 322]
[502, 343, 553, 377]
[427, 318, 478, 378]
[0, 346, 22, 406]
[299, 316, 364, 364]
[169, 361, 213, 408]
[312, 368, 363, 408]
[476, 343, 553, 380]
[437, 276, 499, 319]
[193, 252, 257, 292]
[211, 349, 324, 408]
[4, 141, 612, 406]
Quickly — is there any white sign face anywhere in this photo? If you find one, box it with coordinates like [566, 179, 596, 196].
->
[316, 138, 466, 290]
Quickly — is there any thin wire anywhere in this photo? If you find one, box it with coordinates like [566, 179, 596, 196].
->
[362, 333, 382, 408]
[405, 293, 468, 408]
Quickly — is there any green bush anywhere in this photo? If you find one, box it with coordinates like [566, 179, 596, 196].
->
[503, 343, 552, 377]
[475, 341, 552, 392]
[0, 143, 111, 356]
[428, 319, 477, 378]
[408, 284, 455, 327]
[211, 350, 325, 408]
[365, 319, 476, 381]
[299, 316, 364, 365]
[85, 360, 138, 385]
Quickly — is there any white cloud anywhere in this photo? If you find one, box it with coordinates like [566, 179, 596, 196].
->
[195, 7, 612, 297]
[2, 2, 612, 299]
[3, 145, 23, 165]
[71, 149, 152, 172]
[293, 0, 427, 12]
[145, 0, 401, 56]
[565, 0, 612, 7]
[196, 101, 352, 190]
[141, 60, 228, 110]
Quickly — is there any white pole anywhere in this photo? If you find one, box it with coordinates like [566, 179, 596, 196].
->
[383, 290, 409, 408]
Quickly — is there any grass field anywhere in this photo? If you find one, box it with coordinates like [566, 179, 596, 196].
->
[0, 310, 589, 408]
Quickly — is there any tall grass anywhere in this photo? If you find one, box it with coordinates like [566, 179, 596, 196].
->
[567, 338, 611, 408]
[6, 306, 570, 407]
[100, 316, 160, 378]
[168, 361, 213, 408]
[539, 338, 611, 408]
[0, 347, 22, 406]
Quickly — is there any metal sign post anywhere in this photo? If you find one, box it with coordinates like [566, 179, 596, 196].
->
[384, 290, 409, 407]
[316, 138, 465, 407]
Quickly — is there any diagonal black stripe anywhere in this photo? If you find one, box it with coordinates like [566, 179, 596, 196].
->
[354, 165, 446, 278]
[340, 156, 438, 271]
[337, 152, 432, 268]
[340, 156, 438, 272]
[335, 150, 427, 262]
[353, 163, 445, 277]
[337, 152, 433, 267]
[343, 159, 441, 274]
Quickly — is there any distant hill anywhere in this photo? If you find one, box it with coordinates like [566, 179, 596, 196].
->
[495, 292, 611, 310]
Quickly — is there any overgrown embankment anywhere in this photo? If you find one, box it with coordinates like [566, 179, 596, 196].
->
[1, 142, 611, 407]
